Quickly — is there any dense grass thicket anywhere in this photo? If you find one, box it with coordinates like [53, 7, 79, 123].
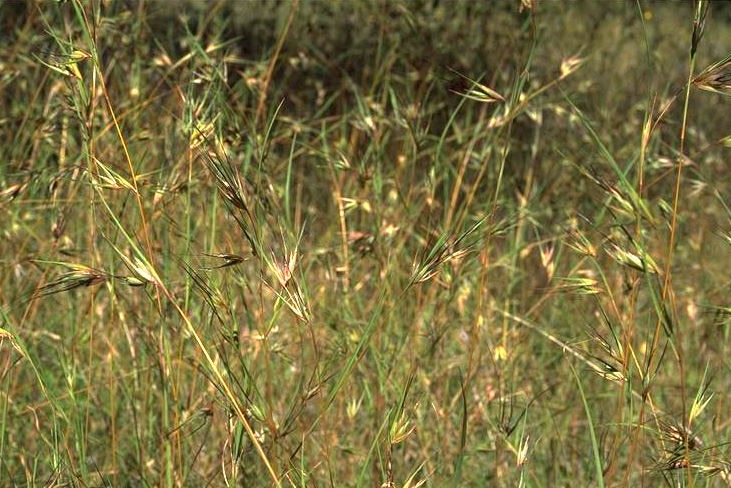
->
[1, 1, 731, 486]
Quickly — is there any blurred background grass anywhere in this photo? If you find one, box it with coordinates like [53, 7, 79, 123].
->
[1, 1, 731, 486]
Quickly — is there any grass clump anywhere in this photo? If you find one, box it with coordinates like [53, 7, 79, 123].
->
[1, 0, 731, 486]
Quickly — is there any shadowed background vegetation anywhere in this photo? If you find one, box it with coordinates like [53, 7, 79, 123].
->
[1, 0, 731, 486]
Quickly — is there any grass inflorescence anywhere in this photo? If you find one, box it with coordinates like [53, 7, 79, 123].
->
[1, 0, 731, 486]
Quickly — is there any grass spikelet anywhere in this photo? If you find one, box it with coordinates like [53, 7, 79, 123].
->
[450, 70, 505, 104]
[33, 49, 90, 80]
[605, 241, 660, 274]
[201, 252, 248, 270]
[564, 223, 598, 257]
[261, 227, 311, 322]
[557, 275, 602, 295]
[693, 54, 731, 96]
[29, 260, 109, 299]
[559, 54, 584, 79]
[408, 217, 487, 289]
[0, 324, 25, 357]
[199, 140, 261, 256]
[89, 157, 139, 193]
[0, 181, 28, 205]
[690, 0, 709, 57]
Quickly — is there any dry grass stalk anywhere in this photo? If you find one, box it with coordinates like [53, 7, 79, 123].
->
[183, 262, 230, 326]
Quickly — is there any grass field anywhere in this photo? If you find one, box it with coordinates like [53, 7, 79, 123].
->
[2, 0, 731, 486]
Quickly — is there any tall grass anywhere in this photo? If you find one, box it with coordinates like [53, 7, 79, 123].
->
[1, 0, 731, 486]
